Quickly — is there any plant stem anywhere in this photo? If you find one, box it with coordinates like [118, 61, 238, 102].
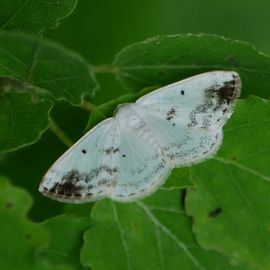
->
[91, 64, 118, 74]
[48, 118, 74, 148]
[81, 100, 97, 113]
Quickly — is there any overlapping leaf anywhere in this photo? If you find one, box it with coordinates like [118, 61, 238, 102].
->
[114, 34, 270, 98]
[0, 176, 68, 270]
[0, 31, 96, 152]
[39, 215, 91, 270]
[186, 97, 270, 269]
[0, 31, 97, 105]
[0, 0, 77, 34]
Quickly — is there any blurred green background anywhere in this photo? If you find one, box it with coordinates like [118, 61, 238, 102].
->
[2, 0, 270, 221]
[46, 0, 270, 104]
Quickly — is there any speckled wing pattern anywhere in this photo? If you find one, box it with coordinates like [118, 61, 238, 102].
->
[39, 71, 241, 203]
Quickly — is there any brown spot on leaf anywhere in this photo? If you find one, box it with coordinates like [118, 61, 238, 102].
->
[25, 234, 32, 240]
[208, 207, 222, 217]
[4, 202, 13, 209]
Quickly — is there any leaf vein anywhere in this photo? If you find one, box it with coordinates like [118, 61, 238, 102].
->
[111, 202, 132, 270]
[137, 201, 206, 270]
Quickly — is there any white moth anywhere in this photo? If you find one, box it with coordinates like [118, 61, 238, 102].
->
[39, 71, 241, 203]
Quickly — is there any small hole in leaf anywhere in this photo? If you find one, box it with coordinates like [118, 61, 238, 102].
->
[180, 189, 187, 209]
[208, 207, 222, 218]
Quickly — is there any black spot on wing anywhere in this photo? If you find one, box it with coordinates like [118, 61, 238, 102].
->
[166, 107, 176, 121]
[104, 147, 119, 155]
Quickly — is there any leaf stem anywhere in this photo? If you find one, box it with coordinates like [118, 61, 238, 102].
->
[80, 100, 97, 113]
[48, 117, 74, 148]
[91, 64, 118, 74]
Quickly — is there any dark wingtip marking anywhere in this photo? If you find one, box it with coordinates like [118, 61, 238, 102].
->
[208, 207, 222, 218]
[218, 80, 237, 105]
[50, 181, 82, 197]
[49, 170, 83, 197]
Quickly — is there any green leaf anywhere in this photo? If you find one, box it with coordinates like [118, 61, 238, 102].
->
[0, 176, 66, 270]
[39, 215, 91, 270]
[0, 0, 77, 34]
[81, 189, 253, 270]
[114, 34, 270, 98]
[186, 97, 270, 269]
[0, 31, 97, 105]
[162, 168, 192, 190]
[0, 91, 52, 153]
